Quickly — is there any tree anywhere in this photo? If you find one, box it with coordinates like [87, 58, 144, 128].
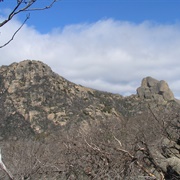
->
[0, 0, 58, 48]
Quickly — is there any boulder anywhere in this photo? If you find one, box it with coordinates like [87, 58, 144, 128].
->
[137, 76, 174, 102]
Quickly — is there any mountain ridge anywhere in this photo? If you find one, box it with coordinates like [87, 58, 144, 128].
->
[0, 60, 179, 179]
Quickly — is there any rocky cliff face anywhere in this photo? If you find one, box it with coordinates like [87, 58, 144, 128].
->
[0, 60, 179, 179]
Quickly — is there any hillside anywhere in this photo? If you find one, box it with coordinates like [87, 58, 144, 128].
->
[0, 60, 179, 179]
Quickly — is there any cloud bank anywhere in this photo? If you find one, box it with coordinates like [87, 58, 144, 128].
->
[1, 17, 180, 98]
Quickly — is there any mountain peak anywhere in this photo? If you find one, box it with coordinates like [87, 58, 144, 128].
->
[1, 59, 54, 78]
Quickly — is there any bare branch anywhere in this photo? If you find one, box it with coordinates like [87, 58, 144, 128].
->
[113, 136, 157, 179]
[113, 135, 122, 147]
[115, 147, 157, 179]
[84, 139, 101, 152]
[0, 1, 27, 28]
[22, 0, 58, 12]
[0, 0, 59, 48]
[0, 14, 30, 48]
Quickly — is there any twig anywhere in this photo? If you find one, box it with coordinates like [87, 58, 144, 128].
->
[23, 0, 58, 12]
[0, 0, 59, 48]
[113, 135, 122, 146]
[113, 136, 157, 179]
[84, 139, 101, 152]
[0, 14, 30, 48]
[116, 147, 157, 179]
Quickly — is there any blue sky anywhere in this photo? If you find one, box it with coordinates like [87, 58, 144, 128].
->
[1, 0, 180, 33]
[1, 0, 180, 98]
[36, 0, 180, 33]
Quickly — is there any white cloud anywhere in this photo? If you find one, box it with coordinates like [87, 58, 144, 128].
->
[0, 17, 180, 98]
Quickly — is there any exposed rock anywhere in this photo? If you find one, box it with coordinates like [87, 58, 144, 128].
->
[0, 60, 179, 179]
[0, 60, 125, 137]
[137, 76, 174, 103]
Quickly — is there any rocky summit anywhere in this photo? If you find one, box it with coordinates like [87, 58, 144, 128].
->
[0, 60, 179, 180]
[137, 76, 175, 103]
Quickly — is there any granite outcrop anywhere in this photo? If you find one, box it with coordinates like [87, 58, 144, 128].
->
[137, 76, 175, 104]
